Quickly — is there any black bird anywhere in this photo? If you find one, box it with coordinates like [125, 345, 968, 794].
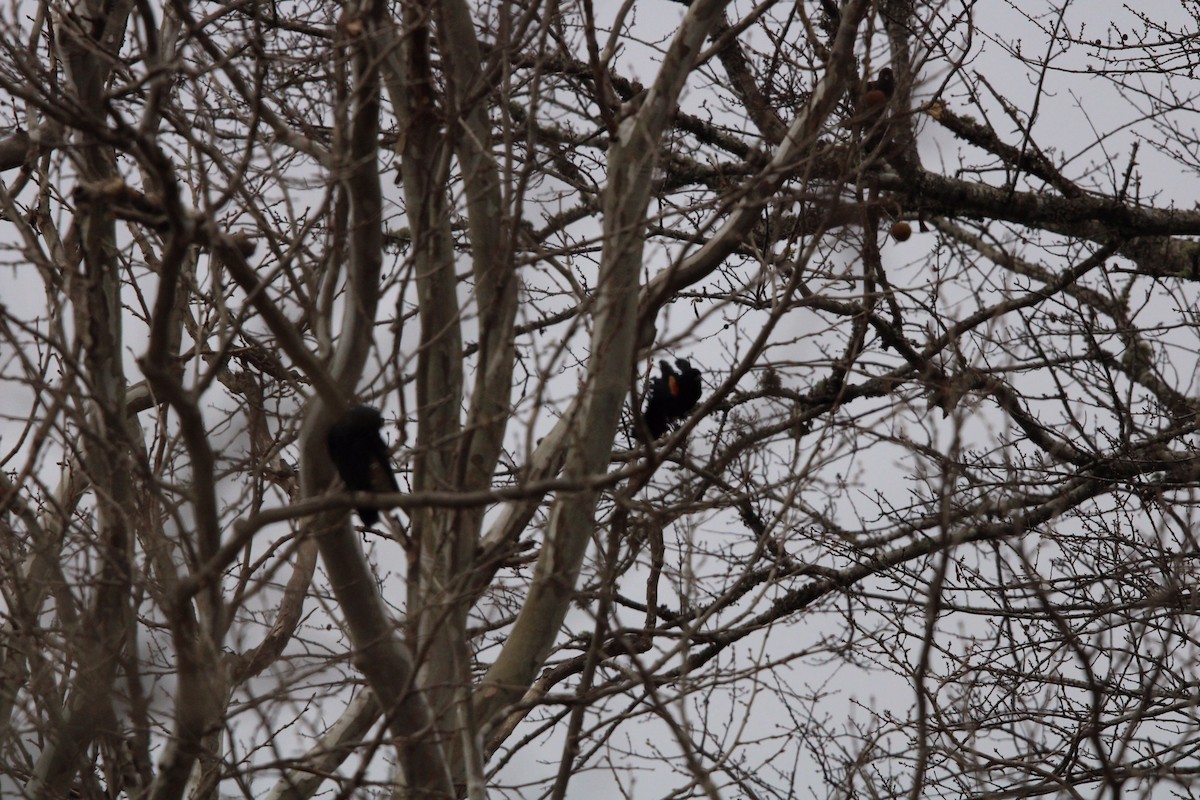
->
[326, 405, 399, 525]
[642, 358, 703, 439]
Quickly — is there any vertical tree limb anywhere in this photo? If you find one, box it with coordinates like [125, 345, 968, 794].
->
[25, 2, 139, 795]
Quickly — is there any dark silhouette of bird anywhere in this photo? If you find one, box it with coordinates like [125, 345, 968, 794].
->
[844, 69, 895, 129]
[863, 68, 895, 110]
[642, 358, 703, 439]
[858, 68, 896, 153]
[326, 405, 399, 526]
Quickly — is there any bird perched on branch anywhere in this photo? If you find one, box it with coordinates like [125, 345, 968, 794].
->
[862, 68, 895, 112]
[326, 405, 399, 525]
[642, 358, 703, 439]
[858, 68, 896, 153]
[842, 68, 895, 126]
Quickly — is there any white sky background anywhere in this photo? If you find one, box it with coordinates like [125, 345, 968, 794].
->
[2, 0, 1200, 797]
